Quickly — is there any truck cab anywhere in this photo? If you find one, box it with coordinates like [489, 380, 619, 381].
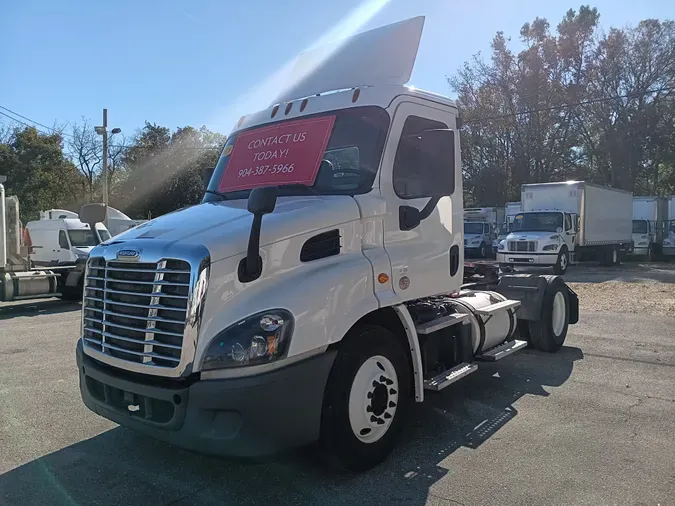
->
[498, 210, 577, 274]
[25, 218, 110, 266]
[74, 17, 578, 472]
[464, 220, 491, 258]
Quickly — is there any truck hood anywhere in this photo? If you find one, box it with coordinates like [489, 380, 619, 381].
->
[506, 231, 559, 241]
[108, 195, 361, 263]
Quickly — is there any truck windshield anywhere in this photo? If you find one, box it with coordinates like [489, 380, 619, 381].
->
[464, 223, 484, 235]
[632, 220, 648, 234]
[68, 229, 98, 247]
[512, 212, 563, 232]
[203, 106, 390, 201]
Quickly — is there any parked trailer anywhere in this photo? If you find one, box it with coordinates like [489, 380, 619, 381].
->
[0, 186, 103, 302]
[75, 17, 579, 472]
[629, 196, 668, 259]
[497, 181, 632, 274]
[663, 196, 675, 258]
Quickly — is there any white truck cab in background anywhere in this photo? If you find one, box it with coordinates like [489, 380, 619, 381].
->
[25, 218, 110, 267]
[75, 17, 579, 472]
[497, 181, 632, 274]
[463, 207, 504, 258]
[629, 196, 667, 260]
[663, 196, 675, 258]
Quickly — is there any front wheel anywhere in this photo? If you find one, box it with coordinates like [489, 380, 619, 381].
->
[479, 242, 488, 258]
[552, 247, 569, 275]
[320, 325, 411, 472]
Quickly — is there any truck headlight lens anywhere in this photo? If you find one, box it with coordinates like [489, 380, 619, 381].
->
[471, 240, 480, 245]
[543, 244, 559, 251]
[201, 309, 293, 370]
[638, 241, 648, 246]
[498, 241, 505, 251]
[664, 239, 672, 246]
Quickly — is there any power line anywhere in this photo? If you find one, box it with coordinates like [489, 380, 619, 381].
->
[0, 105, 220, 150]
[463, 86, 675, 125]
[0, 105, 56, 133]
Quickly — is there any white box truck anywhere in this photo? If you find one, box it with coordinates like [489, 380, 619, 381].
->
[497, 181, 632, 274]
[663, 196, 675, 257]
[464, 207, 504, 258]
[629, 196, 668, 259]
[74, 17, 579, 472]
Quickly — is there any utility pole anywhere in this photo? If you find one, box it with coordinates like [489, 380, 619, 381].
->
[95, 109, 121, 228]
[102, 108, 108, 210]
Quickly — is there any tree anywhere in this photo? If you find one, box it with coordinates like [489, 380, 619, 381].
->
[0, 127, 86, 220]
[449, 6, 675, 204]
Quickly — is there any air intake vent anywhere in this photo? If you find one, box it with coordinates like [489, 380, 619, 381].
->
[300, 230, 341, 262]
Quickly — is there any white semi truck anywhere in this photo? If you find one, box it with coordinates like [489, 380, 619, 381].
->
[0, 185, 103, 301]
[464, 207, 504, 258]
[497, 181, 632, 274]
[75, 17, 579, 472]
[629, 196, 668, 260]
[663, 196, 675, 258]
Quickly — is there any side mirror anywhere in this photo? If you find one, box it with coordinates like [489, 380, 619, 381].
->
[240, 187, 279, 282]
[203, 167, 215, 191]
[79, 203, 106, 226]
[247, 186, 278, 215]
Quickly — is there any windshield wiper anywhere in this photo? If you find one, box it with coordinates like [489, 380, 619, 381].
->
[279, 184, 320, 196]
[204, 189, 229, 200]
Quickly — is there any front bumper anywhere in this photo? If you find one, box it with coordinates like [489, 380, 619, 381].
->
[662, 246, 675, 256]
[496, 252, 559, 266]
[629, 246, 650, 256]
[77, 339, 336, 457]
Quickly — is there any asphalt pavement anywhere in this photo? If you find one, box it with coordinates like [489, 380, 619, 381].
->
[1, 299, 674, 506]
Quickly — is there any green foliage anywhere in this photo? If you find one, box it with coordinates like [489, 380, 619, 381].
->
[0, 127, 86, 220]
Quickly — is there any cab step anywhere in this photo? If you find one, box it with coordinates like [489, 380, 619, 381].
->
[473, 299, 520, 316]
[415, 312, 469, 335]
[476, 339, 528, 361]
[423, 362, 478, 391]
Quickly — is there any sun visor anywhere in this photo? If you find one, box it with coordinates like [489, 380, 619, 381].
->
[274, 16, 425, 104]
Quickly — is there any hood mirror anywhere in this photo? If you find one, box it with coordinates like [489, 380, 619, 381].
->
[239, 187, 279, 283]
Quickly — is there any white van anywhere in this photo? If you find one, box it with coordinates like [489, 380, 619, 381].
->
[25, 218, 111, 266]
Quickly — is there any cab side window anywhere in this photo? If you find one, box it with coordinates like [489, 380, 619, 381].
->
[564, 214, 572, 231]
[58, 230, 69, 249]
[484, 224, 490, 235]
[392, 116, 454, 199]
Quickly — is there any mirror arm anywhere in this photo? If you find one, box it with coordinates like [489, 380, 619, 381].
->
[419, 196, 440, 221]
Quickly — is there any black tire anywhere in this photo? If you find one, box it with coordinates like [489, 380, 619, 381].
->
[602, 245, 620, 266]
[528, 276, 570, 353]
[479, 242, 488, 258]
[320, 325, 411, 472]
[552, 246, 569, 275]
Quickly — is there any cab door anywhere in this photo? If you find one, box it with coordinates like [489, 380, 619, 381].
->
[380, 100, 463, 300]
[564, 213, 577, 252]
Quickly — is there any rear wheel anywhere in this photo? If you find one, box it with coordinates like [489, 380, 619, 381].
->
[529, 276, 570, 353]
[603, 245, 620, 266]
[320, 325, 411, 472]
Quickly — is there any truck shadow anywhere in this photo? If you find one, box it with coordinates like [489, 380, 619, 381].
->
[0, 299, 81, 320]
[0, 347, 582, 506]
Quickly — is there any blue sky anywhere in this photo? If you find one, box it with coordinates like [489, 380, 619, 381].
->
[1, 0, 673, 139]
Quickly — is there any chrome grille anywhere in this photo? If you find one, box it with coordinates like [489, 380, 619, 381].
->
[508, 240, 538, 252]
[82, 257, 191, 368]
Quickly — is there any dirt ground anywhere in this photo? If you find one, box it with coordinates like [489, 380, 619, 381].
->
[561, 261, 675, 316]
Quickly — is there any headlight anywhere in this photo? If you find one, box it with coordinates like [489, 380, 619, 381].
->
[201, 309, 294, 371]
[543, 244, 559, 251]
[471, 240, 480, 245]
[664, 240, 672, 246]
[74, 251, 88, 259]
[638, 241, 648, 246]
[498, 241, 505, 251]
